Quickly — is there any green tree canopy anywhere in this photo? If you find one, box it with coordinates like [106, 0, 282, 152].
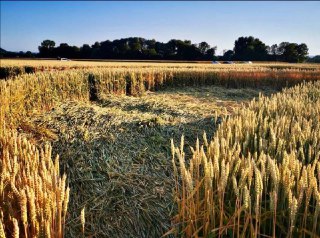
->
[233, 36, 268, 61]
[278, 42, 309, 62]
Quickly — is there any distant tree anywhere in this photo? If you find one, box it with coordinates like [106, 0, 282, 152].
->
[297, 43, 309, 62]
[0, 48, 37, 58]
[99, 40, 113, 58]
[128, 37, 143, 58]
[80, 44, 92, 58]
[183, 40, 191, 45]
[222, 50, 235, 61]
[170, 40, 200, 60]
[34, 37, 310, 62]
[92, 42, 101, 49]
[234, 36, 268, 61]
[52, 43, 80, 58]
[198, 41, 211, 56]
[56, 43, 70, 58]
[278, 42, 308, 62]
[143, 39, 156, 51]
[206, 47, 217, 60]
[25, 51, 33, 58]
[202, 46, 217, 60]
[277, 42, 289, 56]
[61, 43, 70, 48]
[38, 39, 56, 57]
[266, 44, 281, 61]
[143, 48, 158, 59]
[155, 42, 166, 58]
[36, 37, 218, 60]
[307, 55, 320, 63]
[165, 39, 179, 58]
[182, 44, 202, 60]
[89, 42, 101, 58]
[112, 39, 130, 58]
[41, 40, 56, 49]
[0, 48, 6, 58]
[140, 39, 158, 59]
[270, 44, 278, 55]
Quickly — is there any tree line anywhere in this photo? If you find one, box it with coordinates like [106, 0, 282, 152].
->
[220, 37, 309, 62]
[1, 36, 315, 63]
[37, 38, 217, 61]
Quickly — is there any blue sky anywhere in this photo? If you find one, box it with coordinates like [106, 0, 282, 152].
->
[1, 1, 320, 55]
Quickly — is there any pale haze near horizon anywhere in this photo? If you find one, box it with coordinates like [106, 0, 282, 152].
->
[1, 1, 319, 56]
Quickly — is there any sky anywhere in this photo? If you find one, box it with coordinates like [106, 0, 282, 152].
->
[1, 1, 320, 56]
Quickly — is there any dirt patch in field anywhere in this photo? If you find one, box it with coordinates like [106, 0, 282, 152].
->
[24, 86, 275, 237]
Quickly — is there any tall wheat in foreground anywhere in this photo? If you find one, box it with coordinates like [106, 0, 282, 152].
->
[171, 81, 320, 238]
[0, 128, 70, 238]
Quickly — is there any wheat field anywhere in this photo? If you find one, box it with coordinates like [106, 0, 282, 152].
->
[171, 81, 320, 237]
[0, 60, 319, 237]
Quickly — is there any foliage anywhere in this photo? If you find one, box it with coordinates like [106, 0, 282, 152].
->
[0, 48, 37, 58]
[221, 50, 235, 61]
[2, 36, 311, 63]
[233, 36, 268, 61]
[278, 42, 309, 63]
[268, 42, 309, 63]
[35, 35, 308, 62]
[36, 37, 217, 61]
[38, 40, 56, 58]
[307, 55, 320, 63]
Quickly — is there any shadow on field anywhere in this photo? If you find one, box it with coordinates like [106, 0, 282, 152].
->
[24, 86, 274, 237]
[57, 116, 218, 238]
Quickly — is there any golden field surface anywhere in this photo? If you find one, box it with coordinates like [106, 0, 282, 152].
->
[0, 59, 320, 238]
[1, 59, 320, 71]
